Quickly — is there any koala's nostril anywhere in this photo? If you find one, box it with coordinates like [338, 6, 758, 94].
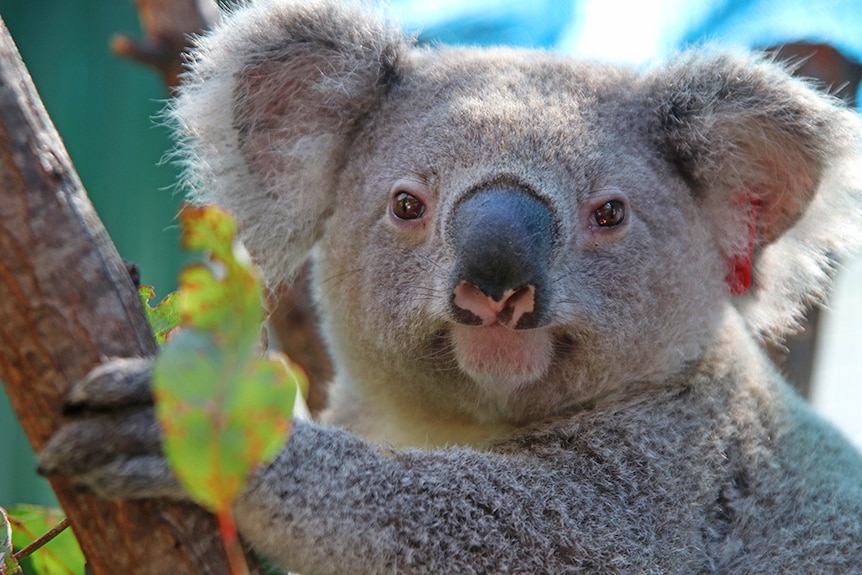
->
[453, 281, 536, 328]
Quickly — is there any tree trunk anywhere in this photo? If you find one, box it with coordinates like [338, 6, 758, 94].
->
[0, 15, 259, 575]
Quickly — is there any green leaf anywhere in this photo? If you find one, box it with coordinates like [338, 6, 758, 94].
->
[139, 285, 182, 344]
[152, 205, 300, 515]
[6, 506, 83, 575]
[179, 202, 238, 262]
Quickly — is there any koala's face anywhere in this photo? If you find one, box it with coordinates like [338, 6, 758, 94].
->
[176, 2, 859, 427]
[314, 50, 727, 421]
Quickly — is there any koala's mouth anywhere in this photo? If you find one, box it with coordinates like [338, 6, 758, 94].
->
[450, 323, 554, 398]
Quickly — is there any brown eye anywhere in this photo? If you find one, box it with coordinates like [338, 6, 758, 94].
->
[593, 200, 625, 227]
[392, 191, 425, 220]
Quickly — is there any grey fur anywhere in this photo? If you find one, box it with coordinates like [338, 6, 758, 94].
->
[39, 0, 862, 573]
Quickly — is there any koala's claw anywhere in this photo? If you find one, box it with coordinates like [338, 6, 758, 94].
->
[38, 357, 185, 501]
[64, 356, 154, 413]
[39, 409, 162, 476]
[52, 456, 184, 500]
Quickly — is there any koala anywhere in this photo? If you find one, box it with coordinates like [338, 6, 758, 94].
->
[39, 1, 862, 573]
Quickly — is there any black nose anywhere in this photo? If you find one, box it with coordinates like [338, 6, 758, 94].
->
[449, 188, 556, 328]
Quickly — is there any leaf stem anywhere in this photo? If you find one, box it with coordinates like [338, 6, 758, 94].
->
[217, 508, 250, 575]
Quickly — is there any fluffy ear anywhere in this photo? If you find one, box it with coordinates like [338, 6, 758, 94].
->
[170, 1, 408, 284]
[651, 51, 862, 340]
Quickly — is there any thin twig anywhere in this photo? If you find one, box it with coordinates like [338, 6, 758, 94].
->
[12, 518, 70, 562]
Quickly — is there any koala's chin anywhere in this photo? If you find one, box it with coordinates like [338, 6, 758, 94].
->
[450, 323, 554, 401]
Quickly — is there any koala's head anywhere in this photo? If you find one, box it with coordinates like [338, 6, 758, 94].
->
[172, 1, 862, 422]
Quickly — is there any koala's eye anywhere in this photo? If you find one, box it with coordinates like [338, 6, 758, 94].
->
[593, 200, 625, 227]
[392, 191, 426, 220]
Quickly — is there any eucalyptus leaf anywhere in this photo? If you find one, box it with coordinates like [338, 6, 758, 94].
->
[152, 205, 300, 515]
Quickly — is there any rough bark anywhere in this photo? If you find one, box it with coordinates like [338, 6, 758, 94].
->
[0, 15, 259, 575]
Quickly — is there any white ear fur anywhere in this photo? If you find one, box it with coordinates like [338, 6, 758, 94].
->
[169, 0, 407, 286]
[652, 51, 862, 340]
[740, 154, 862, 340]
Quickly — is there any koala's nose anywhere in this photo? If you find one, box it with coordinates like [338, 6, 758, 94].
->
[450, 188, 555, 329]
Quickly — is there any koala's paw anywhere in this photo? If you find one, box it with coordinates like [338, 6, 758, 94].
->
[38, 357, 186, 501]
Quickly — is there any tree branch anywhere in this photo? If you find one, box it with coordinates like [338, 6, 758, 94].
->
[111, 0, 219, 91]
[0, 15, 259, 575]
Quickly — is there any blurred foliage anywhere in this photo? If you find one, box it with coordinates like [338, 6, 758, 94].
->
[151, 206, 299, 573]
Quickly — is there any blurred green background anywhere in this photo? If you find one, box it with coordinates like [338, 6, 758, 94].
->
[0, 1, 186, 507]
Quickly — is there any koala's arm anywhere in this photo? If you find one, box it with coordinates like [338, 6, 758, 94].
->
[38, 354, 862, 574]
[40, 360, 705, 575]
[43, 410, 658, 574]
[223, 420, 706, 575]
[238, 422, 554, 574]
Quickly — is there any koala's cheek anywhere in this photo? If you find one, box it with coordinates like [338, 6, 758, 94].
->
[450, 324, 554, 393]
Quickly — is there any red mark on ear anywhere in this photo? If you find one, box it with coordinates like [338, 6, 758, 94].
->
[726, 194, 761, 295]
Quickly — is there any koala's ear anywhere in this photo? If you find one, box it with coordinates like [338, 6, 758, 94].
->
[650, 51, 862, 340]
[171, 1, 408, 284]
